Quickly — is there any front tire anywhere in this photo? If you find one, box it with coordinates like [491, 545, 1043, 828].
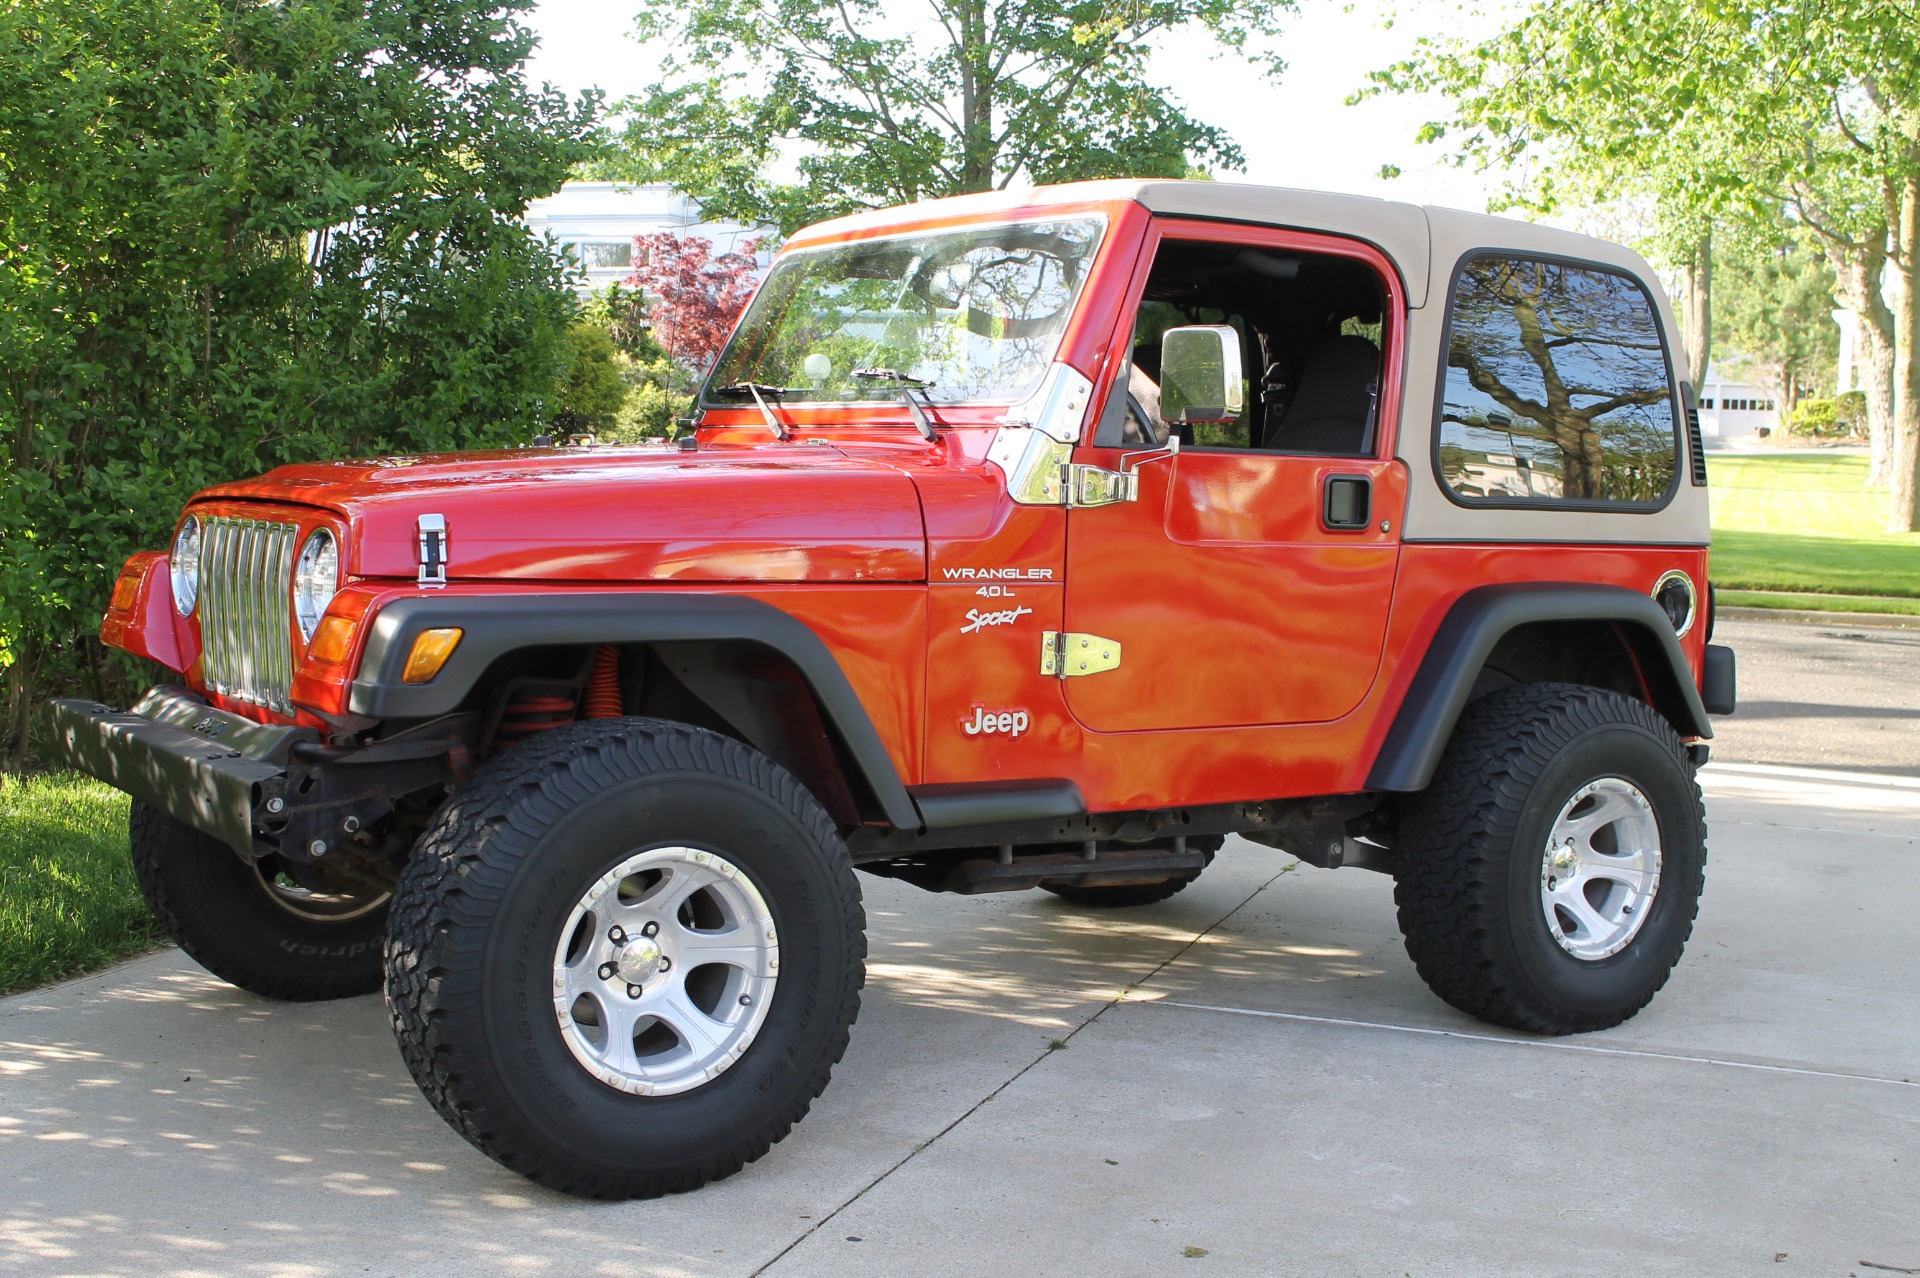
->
[1392, 683, 1706, 1035]
[129, 802, 389, 1001]
[384, 718, 865, 1199]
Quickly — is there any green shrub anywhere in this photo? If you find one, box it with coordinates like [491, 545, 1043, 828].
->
[551, 322, 631, 436]
[1789, 398, 1841, 437]
[1788, 392, 1868, 440]
[586, 286, 696, 441]
[0, 0, 599, 763]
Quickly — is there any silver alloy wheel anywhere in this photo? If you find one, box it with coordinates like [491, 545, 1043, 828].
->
[1539, 777, 1664, 960]
[250, 860, 390, 923]
[551, 845, 779, 1097]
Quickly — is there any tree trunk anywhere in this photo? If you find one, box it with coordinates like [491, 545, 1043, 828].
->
[3, 628, 38, 771]
[1825, 235, 1898, 485]
[1678, 230, 1712, 389]
[1890, 172, 1920, 534]
[953, 0, 994, 192]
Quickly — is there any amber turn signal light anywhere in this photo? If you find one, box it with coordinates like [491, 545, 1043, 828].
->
[402, 627, 463, 684]
[308, 614, 358, 665]
[110, 571, 141, 613]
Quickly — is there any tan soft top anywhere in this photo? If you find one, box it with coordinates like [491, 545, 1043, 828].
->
[788, 179, 1664, 312]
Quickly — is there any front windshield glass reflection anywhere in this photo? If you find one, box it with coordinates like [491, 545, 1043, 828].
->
[705, 217, 1106, 405]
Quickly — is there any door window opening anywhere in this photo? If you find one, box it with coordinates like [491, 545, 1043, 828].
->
[1100, 240, 1389, 457]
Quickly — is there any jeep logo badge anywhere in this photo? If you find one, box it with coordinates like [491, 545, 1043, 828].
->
[962, 706, 1030, 738]
[191, 716, 228, 738]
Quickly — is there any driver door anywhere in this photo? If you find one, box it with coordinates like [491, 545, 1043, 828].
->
[1060, 221, 1407, 733]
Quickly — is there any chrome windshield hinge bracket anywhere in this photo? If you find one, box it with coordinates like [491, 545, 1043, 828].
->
[1063, 463, 1138, 508]
[1041, 631, 1123, 678]
[416, 513, 448, 589]
[985, 363, 1094, 506]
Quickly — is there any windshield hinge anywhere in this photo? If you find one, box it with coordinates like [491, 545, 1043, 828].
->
[416, 513, 448, 589]
[1041, 631, 1123, 678]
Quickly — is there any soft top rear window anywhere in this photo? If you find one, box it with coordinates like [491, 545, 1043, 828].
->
[1437, 254, 1679, 508]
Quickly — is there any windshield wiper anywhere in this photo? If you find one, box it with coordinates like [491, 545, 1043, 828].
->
[713, 382, 792, 440]
[851, 368, 939, 442]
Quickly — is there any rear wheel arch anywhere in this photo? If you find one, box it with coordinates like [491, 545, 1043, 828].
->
[1368, 582, 1710, 794]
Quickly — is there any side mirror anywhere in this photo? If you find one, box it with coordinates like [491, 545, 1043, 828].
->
[1159, 325, 1245, 425]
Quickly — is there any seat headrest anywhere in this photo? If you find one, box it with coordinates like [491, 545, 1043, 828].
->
[1283, 335, 1379, 426]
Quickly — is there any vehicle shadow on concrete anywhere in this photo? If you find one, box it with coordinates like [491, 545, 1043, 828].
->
[0, 850, 1366, 1276]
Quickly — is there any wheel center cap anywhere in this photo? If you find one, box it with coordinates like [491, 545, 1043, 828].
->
[613, 936, 663, 980]
[1548, 845, 1579, 879]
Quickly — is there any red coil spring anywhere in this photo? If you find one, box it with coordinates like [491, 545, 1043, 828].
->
[496, 694, 576, 740]
[583, 644, 623, 719]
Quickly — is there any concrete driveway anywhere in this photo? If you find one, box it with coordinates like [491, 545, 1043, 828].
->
[1711, 616, 1920, 775]
[4, 760, 1916, 1277]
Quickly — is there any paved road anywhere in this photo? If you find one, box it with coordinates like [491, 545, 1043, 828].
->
[1709, 615, 1920, 775]
[5, 763, 1916, 1277]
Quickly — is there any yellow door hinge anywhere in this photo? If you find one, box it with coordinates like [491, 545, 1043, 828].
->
[1041, 631, 1123, 677]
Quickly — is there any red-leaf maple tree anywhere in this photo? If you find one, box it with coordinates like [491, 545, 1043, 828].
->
[624, 233, 763, 374]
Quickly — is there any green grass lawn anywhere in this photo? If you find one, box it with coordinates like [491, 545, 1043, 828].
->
[1708, 454, 1920, 600]
[0, 772, 159, 996]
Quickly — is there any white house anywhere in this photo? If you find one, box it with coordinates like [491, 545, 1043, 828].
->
[1696, 364, 1780, 441]
[524, 182, 769, 293]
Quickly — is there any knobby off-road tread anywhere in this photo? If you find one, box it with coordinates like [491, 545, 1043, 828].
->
[384, 717, 865, 1199]
[129, 802, 386, 1001]
[1391, 682, 1707, 1035]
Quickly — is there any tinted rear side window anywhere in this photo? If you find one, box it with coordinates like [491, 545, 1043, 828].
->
[1437, 255, 1678, 506]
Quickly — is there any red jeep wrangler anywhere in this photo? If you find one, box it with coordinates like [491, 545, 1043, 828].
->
[53, 180, 1737, 1199]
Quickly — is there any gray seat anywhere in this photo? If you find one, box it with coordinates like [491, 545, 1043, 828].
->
[1261, 335, 1379, 455]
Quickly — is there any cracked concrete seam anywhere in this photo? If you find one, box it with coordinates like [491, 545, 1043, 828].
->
[747, 862, 1301, 1276]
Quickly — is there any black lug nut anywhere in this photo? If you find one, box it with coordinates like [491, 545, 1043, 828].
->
[641, 920, 660, 938]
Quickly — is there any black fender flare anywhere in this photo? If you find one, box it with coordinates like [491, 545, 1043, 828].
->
[348, 592, 921, 831]
[1366, 582, 1712, 794]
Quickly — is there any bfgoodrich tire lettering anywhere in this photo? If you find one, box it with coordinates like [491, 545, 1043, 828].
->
[1391, 683, 1707, 1034]
[384, 717, 865, 1199]
[129, 802, 388, 1001]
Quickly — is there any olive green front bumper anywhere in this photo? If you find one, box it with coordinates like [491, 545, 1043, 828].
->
[47, 689, 315, 856]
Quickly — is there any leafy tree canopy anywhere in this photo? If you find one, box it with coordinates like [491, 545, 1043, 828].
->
[1713, 225, 1840, 413]
[1366, 0, 1920, 529]
[0, 0, 598, 759]
[594, 0, 1292, 233]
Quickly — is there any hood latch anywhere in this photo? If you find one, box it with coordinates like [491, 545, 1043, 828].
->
[417, 513, 448, 589]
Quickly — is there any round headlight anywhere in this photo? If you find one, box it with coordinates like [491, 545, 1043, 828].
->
[293, 529, 340, 642]
[171, 517, 200, 617]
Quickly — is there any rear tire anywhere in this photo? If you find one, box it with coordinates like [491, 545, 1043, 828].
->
[384, 718, 865, 1199]
[129, 802, 388, 1001]
[1392, 683, 1706, 1035]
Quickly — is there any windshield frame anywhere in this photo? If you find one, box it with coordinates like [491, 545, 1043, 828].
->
[699, 213, 1111, 413]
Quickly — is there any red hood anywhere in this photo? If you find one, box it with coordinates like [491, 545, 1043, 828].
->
[198, 443, 930, 584]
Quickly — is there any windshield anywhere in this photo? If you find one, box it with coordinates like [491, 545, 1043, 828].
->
[705, 216, 1106, 406]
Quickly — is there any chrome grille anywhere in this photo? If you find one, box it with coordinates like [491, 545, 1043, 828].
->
[197, 516, 298, 714]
